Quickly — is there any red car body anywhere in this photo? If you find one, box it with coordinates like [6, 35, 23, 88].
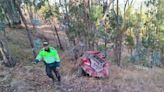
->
[80, 51, 110, 78]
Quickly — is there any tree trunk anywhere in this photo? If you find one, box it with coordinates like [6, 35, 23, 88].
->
[0, 39, 16, 67]
[130, 47, 133, 57]
[5, 14, 12, 27]
[92, 41, 95, 50]
[3, 0, 21, 26]
[114, 0, 122, 66]
[15, 0, 37, 58]
[160, 47, 164, 65]
[54, 25, 64, 50]
[27, 3, 35, 29]
[114, 34, 122, 66]
[105, 36, 107, 49]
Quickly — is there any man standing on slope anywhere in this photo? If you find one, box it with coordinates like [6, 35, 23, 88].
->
[33, 41, 61, 85]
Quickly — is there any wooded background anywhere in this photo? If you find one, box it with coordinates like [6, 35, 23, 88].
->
[0, 0, 163, 68]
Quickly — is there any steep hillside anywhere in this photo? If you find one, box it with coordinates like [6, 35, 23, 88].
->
[0, 27, 164, 92]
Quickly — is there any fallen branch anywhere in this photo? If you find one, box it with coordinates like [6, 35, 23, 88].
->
[0, 40, 16, 67]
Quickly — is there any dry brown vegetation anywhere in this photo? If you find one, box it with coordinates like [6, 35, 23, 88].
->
[0, 27, 164, 92]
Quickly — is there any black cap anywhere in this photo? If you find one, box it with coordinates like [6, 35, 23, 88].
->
[43, 41, 49, 46]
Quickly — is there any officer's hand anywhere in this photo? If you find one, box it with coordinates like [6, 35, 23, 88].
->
[32, 61, 36, 64]
[61, 55, 65, 59]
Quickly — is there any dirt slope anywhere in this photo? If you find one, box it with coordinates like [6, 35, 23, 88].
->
[0, 27, 164, 92]
[0, 60, 164, 92]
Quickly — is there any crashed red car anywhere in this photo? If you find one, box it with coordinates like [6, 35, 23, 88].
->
[79, 51, 110, 78]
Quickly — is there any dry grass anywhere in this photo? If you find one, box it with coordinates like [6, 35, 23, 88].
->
[0, 27, 164, 92]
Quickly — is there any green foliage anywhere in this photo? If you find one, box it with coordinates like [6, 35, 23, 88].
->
[152, 51, 161, 65]
[16, 0, 164, 67]
[106, 9, 123, 31]
[0, 5, 5, 32]
[107, 9, 118, 29]
[130, 46, 148, 63]
[97, 44, 106, 51]
[69, 3, 85, 19]
[39, 4, 60, 19]
[142, 35, 155, 48]
[0, 6, 5, 21]
[34, 0, 45, 9]
[39, 6, 52, 19]
[89, 5, 103, 22]
[125, 35, 134, 48]
[145, 0, 164, 50]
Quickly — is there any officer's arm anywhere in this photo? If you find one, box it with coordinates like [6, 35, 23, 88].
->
[35, 51, 43, 64]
